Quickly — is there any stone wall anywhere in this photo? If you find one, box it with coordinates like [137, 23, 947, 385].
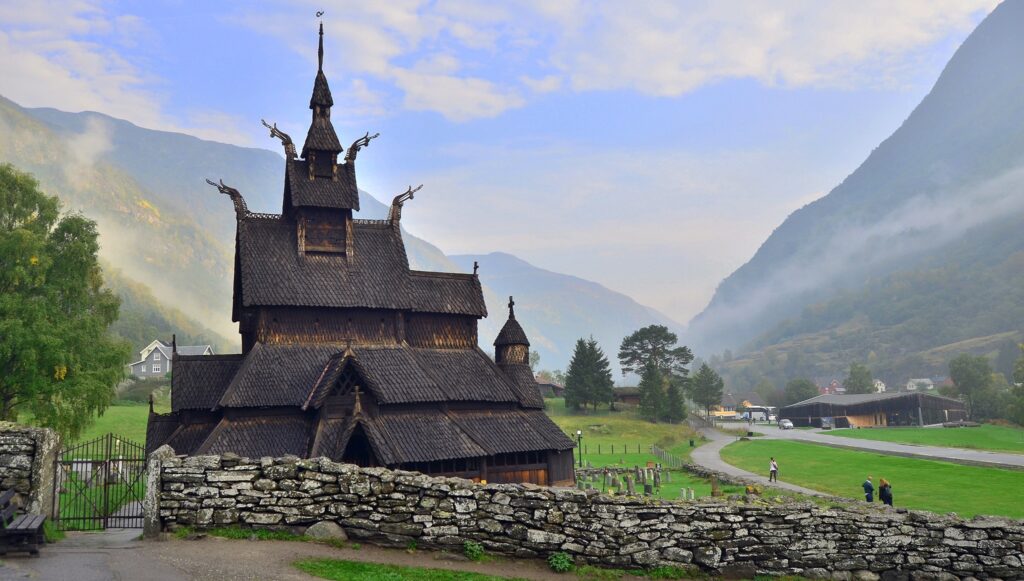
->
[0, 422, 60, 516]
[150, 449, 1024, 580]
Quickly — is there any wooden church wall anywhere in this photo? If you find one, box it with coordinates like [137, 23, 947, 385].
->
[254, 308, 400, 345]
[406, 314, 477, 349]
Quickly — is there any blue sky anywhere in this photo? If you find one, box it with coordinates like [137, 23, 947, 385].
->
[0, 0, 998, 324]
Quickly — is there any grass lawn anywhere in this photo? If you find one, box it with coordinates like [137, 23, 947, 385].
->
[720, 439, 1024, 518]
[828, 424, 1024, 454]
[71, 402, 166, 444]
[295, 559, 524, 581]
[545, 398, 771, 500]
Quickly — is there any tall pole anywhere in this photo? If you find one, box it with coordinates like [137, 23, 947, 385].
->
[576, 430, 583, 468]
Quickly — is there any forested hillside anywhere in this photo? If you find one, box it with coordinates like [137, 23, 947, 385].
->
[691, 1, 1024, 388]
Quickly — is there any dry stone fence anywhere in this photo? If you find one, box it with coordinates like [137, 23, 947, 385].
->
[0, 422, 59, 517]
[147, 446, 1024, 580]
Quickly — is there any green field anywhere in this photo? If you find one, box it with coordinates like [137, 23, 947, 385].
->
[544, 399, 773, 500]
[828, 424, 1024, 454]
[720, 439, 1024, 518]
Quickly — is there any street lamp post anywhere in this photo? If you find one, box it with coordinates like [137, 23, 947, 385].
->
[576, 430, 583, 468]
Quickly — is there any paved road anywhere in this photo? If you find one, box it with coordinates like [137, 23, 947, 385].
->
[764, 426, 1024, 470]
[0, 530, 569, 581]
[690, 428, 834, 498]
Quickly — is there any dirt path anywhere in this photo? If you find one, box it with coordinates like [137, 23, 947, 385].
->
[0, 530, 582, 581]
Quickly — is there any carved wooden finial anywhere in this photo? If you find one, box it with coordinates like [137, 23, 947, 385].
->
[473, 261, 479, 276]
[508, 296, 515, 319]
[353, 386, 363, 417]
[148, 392, 154, 414]
[344, 131, 380, 163]
[171, 334, 177, 355]
[388, 184, 423, 223]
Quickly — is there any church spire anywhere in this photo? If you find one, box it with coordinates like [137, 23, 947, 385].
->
[303, 18, 341, 160]
[318, 21, 324, 72]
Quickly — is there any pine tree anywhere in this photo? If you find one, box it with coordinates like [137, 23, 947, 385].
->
[586, 338, 615, 411]
[563, 338, 589, 411]
[690, 363, 724, 418]
[563, 337, 615, 411]
[664, 378, 687, 423]
[638, 362, 664, 422]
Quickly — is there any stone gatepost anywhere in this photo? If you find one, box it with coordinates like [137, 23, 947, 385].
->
[144, 445, 177, 539]
[0, 422, 60, 517]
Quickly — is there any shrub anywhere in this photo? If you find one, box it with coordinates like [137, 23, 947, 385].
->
[463, 540, 485, 561]
[547, 551, 574, 573]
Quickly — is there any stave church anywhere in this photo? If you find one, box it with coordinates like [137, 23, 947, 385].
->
[145, 23, 576, 486]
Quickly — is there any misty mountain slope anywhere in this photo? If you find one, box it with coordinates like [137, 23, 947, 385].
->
[0, 96, 235, 337]
[450, 252, 683, 374]
[26, 107, 284, 242]
[690, 0, 1024, 363]
[104, 265, 233, 354]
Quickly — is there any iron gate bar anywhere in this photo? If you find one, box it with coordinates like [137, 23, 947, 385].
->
[52, 433, 147, 530]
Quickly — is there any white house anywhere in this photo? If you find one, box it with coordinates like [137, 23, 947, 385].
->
[128, 340, 213, 379]
[905, 378, 934, 392]
[874, 379, 887, 393]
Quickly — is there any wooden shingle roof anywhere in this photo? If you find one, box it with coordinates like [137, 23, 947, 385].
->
[449, 410, 575, 454]
[171, 355, 244, 411]
[237, 217, 409, 310]
[409, 271, 487, 316]
[285, 158, 358, 210]
[217, 343, 340, 408]
[373, 413, 487, 463]
[198, 416, 312, 457]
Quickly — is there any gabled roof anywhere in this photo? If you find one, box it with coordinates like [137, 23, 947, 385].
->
[171, 354, 244, 411]
[217, 343, 340, 408]
[235, 216, 487, 316]
[285, 158, 358, 211]
[198, 416, 312, 457]
[211, 342, 541, 411]
[409, 271, 487, 317]
[236, 217, 410, 310]
[782, 391, 965, 409]
[176, 345, 213, 356]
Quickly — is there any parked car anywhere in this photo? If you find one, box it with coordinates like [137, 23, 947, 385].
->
[778, 419, 794, 430]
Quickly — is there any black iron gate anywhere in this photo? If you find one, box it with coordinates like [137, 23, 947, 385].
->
[52, 433, 147, 530]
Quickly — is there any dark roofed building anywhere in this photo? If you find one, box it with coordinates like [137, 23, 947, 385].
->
[613, 387, 641, 407]
[780, 392, 967, 428]
[146, 25, 575, 486]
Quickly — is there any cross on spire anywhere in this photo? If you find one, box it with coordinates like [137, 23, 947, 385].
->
[508, 296, 515, 319]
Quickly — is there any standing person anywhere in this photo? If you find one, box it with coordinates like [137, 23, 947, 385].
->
[879, 478, 893, 506]
[863, 475, 874, 502]
[769, 457, 779, 482]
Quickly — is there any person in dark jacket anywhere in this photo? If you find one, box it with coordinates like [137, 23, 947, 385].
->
[879, 478, 893, 506]
[863, 476, 874, 502]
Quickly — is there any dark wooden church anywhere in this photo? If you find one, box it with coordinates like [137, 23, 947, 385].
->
[146, 25, 576, 486]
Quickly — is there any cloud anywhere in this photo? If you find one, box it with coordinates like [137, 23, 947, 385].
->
[244, 0, 995, 121]
[0, 0, 252, 145]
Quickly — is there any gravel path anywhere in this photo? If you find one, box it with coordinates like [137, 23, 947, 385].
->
[689, 428, 834, 498]
[0, 530, 574, 581]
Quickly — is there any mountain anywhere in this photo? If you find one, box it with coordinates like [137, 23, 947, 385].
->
[689, 0, 1024, 387]
[103, 265, 233, 355]
[1, 96, 675, 372]
[450, 253, 683, 376]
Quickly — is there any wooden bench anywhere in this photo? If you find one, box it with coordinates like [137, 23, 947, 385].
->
[0, 489, 45, 556]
